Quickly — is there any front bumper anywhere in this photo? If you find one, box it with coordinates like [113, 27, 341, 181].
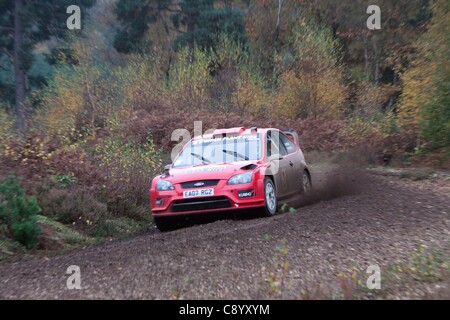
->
[151, 179, 265, 217]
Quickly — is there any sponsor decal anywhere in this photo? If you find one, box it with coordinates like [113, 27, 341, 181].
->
[183, 166, 226, 174]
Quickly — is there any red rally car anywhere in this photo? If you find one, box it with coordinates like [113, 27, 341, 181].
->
[150, 127, 311, 231]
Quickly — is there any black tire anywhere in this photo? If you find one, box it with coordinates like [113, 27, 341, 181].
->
[154, 217, 175, 232]
[263, 177, 278, 216]
[301, 170, 312, 195]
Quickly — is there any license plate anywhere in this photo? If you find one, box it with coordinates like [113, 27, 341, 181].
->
[183, 188, 214, 198]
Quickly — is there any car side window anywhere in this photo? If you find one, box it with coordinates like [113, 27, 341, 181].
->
[266, 132, 278, 157]
[267, 131, 288, 157]
[280, 133, 297, 154]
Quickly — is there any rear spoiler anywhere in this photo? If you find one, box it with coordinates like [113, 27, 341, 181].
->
[281, 128, 301, 147]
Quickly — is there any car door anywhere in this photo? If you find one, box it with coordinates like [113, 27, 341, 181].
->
[279, 132, 303, 194]
[266, 130, 291, 198]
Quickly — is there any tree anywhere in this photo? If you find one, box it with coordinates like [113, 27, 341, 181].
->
[114, 0, 247, 54]
[309, 0, 430, 85]
[172, 0, 247, 52]
[398, 0, 450, 150]
[271, 0, 285, 95]
[275, 14, 347, 120]
[114, 0, 172, 53]
[0, 0, 95, 133]
[244, 0, 302, 82]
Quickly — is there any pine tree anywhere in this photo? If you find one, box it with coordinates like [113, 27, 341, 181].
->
[0, 0, 95, 133]
[114, 0, 246, 54]
[172, 0, 246, 51]
[114, 0, 172, 53]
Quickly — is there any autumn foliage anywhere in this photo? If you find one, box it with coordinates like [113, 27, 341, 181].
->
[0, 0, 449, 250]
[398, 0, 450, 151]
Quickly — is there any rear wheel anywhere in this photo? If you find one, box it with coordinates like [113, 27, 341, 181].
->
[301, 170, 312, 195]
[263, 177, 278, 216]
[153, 217, 175, 232]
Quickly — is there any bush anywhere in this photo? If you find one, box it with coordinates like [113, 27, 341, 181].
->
[0, 106, 16, 162]
[398, 0, 450, 151]
[95, 135, 162, 220]
[234, 71, 272, 117]
[167, 46, 213, 111]
[36, 44, 164, 142]
[275, 15, 347, 120]
[39, 188, 107, 226]
[91, 217, 144, 238]
[0, 174, 41, 249]
[340, 117, 384, 150]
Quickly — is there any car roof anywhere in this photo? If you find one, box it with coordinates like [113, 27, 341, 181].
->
[195, 127, 274, 140]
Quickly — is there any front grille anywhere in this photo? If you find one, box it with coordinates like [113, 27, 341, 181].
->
[171, 196, 231, 213]
[181, 180, 220, 189]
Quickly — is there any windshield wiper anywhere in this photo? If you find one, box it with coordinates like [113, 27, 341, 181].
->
[222, 149, 249, 161]
[190, 152, 211, 164]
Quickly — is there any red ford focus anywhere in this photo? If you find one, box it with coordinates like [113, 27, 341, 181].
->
[150, 127, 311, 231]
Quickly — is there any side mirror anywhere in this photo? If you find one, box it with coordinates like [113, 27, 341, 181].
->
[164, 164, 172, 173]
[269, 154, 284, 161]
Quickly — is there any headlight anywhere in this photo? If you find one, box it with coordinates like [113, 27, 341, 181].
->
[228, 172, 253, 185]
[156, 180, 174, 191]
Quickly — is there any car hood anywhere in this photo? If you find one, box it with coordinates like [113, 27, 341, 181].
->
[165, 161, 261, 183]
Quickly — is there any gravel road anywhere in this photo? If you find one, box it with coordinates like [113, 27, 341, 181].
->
[1, 168, 449, 299]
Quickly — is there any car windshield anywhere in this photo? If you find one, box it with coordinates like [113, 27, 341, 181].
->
[173, 134, 262, 168]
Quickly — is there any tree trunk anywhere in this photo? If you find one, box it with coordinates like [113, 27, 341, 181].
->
[161, 18, 173, 84]
[332, 22, 339, 40]
[14, 0, 26, 134]
[186, 14, 195, 101]
[271, 0, 284, 97]
[372, 35, 381, 85]
[364, 47, 369, 81]
[186, 14, 195, 60]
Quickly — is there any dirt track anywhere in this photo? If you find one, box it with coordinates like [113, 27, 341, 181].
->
[0, 168, 449, 299]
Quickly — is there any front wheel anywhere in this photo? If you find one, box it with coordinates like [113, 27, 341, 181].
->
[263, 177, 278, 216]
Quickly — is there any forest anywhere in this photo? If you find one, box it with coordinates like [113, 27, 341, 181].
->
[0, 0, 448, 251]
